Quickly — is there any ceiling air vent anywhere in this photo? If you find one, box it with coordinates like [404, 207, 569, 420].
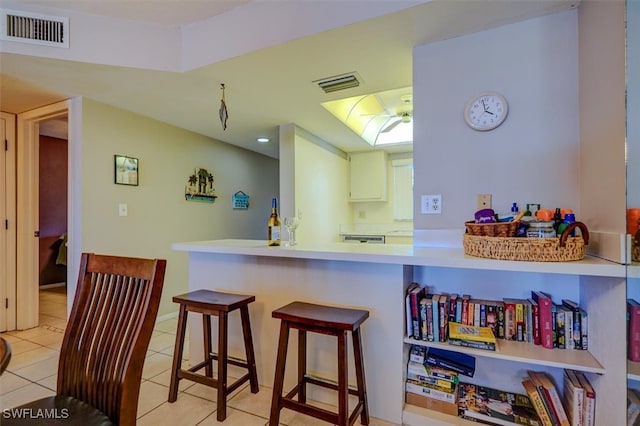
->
[314, 72, 361, 93]
[1, 9, 69, 48]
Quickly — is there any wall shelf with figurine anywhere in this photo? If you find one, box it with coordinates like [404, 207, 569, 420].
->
[185, 168, 217, 203]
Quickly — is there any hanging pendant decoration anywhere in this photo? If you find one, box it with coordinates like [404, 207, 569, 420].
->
[219, 83, 229, 131]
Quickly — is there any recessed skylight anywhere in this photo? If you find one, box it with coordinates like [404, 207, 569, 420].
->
[257, 137, 270, 143]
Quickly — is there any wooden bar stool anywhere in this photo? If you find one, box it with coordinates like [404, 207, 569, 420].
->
[269, 301, 369, 426]
[168, 290, 259, 421]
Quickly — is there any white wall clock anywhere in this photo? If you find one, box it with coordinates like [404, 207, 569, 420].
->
[464, 92, 509, 131]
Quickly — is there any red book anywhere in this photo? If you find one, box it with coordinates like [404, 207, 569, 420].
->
[461, 294, 470, 325]
[528, 297, 541, 345]
[503, 298, 517, 341]
[628, 299, 640, 361]
[531, 291, 554, 349]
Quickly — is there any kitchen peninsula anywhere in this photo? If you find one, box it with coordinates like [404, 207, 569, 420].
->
[172, 239, 625, 425]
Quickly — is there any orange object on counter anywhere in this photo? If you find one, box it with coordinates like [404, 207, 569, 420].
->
[628, 208, 640, 235]
[560, 208, 574, 218]
[536, 209, 554, 221]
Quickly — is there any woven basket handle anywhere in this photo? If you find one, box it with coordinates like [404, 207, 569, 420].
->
[559, 221, 589, 247]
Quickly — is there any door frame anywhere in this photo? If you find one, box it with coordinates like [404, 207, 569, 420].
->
[16, 99, 80, 329]
[1, 112, 17, 332]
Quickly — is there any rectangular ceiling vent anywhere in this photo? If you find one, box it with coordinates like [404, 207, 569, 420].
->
[314, 72, 361, 93]
[1, 9, 69, 48]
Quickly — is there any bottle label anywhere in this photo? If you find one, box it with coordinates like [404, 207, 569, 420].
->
[272, 226, 281, 240]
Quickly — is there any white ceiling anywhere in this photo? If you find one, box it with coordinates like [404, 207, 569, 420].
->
[0, 0, 579, 158]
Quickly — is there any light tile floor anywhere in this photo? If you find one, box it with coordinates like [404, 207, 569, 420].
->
[0, 288, 398, 426]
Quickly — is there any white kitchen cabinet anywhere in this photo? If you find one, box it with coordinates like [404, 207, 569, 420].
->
[349, 150, 387, 202]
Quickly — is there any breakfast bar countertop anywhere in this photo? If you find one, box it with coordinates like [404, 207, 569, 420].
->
[172, 238, 624, 277]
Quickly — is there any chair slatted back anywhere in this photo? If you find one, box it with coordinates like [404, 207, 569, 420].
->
[57, 253, 166, 426]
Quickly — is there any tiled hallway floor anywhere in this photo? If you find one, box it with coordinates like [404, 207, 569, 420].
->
[0, 288, 397, 425]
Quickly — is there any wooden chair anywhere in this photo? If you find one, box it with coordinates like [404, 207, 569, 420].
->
[3, 253, 166, 426]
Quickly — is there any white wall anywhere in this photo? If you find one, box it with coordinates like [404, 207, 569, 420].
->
[287, 127, 351, 243]
[79, 99, 278, 315]
[627, 0, 640, 209]
[413, 10, 580, 233]
[578, 1, 626, 234]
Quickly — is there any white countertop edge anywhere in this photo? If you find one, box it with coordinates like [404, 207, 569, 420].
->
[172, 239, 625, 277]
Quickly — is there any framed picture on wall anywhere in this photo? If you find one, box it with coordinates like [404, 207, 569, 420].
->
[114, 155, 139, 186]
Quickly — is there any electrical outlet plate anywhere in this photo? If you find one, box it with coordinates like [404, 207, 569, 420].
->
[477, 194, 492, 210]
[421, 195, 442, 214]
[118, 203, 128, 217]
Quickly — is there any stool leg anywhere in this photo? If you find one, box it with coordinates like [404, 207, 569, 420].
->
[337, 331, 349, 426]
[297, 329, 307, 403]
[203, 314, 213, 378]
[168, 304, 188, 402]
[240, 306, 259, 393]
[216, 312, 229, 422]
[352, 327, 369, 425]
[269, 321, 290, 426]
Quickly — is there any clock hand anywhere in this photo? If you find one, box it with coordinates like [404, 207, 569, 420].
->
[485, 110, 494, 116]
[481, 100, 487, 111]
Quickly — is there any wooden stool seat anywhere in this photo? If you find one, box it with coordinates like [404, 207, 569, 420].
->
[269, 301, 369, 426]
[168, 290, 259, 422]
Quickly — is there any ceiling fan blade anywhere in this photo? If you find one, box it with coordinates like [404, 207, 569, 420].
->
[381, 118, 402, 133]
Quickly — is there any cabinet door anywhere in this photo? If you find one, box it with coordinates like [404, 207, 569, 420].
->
[349, 151, 387, 201]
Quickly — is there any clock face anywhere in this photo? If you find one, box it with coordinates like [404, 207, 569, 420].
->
[464, 92, 508, 131]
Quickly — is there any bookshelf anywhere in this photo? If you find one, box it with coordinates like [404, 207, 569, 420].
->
[404, 338, 605, 374]
[404, 259, 625, 426]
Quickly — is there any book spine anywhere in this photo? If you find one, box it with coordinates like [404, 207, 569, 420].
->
[409, 345, 426, 363]
[525, 302, 533, 343]
[629, 301, 640, 361]
[474, 301, 481, 327]
[447, 338, 496, 351]
[532, 302, 541, 345]
[410, 288, 422, 340]
[580, 309, 588, 351]
[551, 303, 557, 348]
[523, 379, 554, 426]
[539, 374, 570, 426]
[406, 293, 413, 337]
[456, 297, 463, 324]
[556, 307, 566, 349]
[497, 302, 505, 339]
[449, 295, 458, 323]
[425, 355, 474, 377]
[405, 380, 456, 403]
[432, 296, 440, 342]
[439, 295, 449, 341]
[538, 296, 554, 349]
[563, 371, 583, 426]
[504, 300, 516, 340]
[468, 301, 475, 327]
[406, 372, 454, 390]
[462, 297, 469, 325]
[426, 302, 434, 342]
[516, 302, 525, 342]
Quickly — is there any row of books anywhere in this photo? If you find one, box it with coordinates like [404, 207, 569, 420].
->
[405, 283, 589, 350]
[406, 346, 474, 416]
[628, 299, 640, 362]
[524, 369, 595, 426]
[405, 345, 596, 426]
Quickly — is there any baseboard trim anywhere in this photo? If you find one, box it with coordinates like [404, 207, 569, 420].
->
[155, 310, 179, 323]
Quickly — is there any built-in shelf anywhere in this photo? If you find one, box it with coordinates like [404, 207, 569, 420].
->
[629, 263, 640, 279]
[404, 338, 605, 374]
[403, 403, 471, 426]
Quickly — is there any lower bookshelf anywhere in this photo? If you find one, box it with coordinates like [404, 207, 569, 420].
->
[404, 337, 605, 374]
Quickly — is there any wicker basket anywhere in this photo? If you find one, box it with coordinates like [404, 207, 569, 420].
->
[463, 222, 589, 262]
[465, 220, 520, 237]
